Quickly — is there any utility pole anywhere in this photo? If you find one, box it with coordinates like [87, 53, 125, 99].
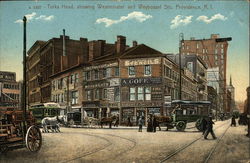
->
[22, 16, 27, 135]
[178, 33, 184, 100]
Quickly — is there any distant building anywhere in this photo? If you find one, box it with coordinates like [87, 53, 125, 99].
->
[0, 71, 21, 111]
[181, 34, 232, 112]
[226, 76, 236, 112]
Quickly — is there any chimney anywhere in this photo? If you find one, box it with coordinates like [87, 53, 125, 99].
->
[88, 41, 95, 62]
[132, 41, 137, 47]
[97, 40, 106, 57]
[80, 37, 88, 64]
[63, 29, 66, 56]
[211, 34, 220, 39]
[116, 35, 126, 54]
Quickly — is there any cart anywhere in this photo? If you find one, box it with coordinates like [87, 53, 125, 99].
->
[0, 110, 42, 154]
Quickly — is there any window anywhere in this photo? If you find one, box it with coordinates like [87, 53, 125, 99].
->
[61, 93, 64, 103]
[95, 89, 99, 100]
[87, 90, 91, 101]
[215, 61, 218, 66]
[215, 49, 218, 54]
[196, 43, 199, 49]
[85, 71, 91, 80]
[129, 87, 136, 101]
[114, 67, 119, 76]
[202, 49, 205, 54]
[128, 66, 135, 76]
[94, 70, 99, 80]
[103, 68, 107, 78]
[215, 55, 218, 60]
[221, 54, 224, 59]
[71, 91, 78, 104]
[75, 73, 79, 83]
[70, 75, 74, 84]
[103, 89, 107, 99]
[144, 65, 151, 76]
[114, 87, 120, 101]
[221, 48, 224, 54]
[138, 87, 144, 100]
[145, 87, 151, 101]
[187, 62, 193, 72]
[107, 68, 111, 77]
[186, 45, 189, 50]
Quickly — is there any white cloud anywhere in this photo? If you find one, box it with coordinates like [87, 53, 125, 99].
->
[170, 15, 193, 29]
[96, 11, 152, 27]
[196, 13, 227, 24]
[36, 15, 54, 21]
[14, 12, 54, 24]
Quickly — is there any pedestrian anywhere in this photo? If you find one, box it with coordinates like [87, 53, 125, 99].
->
[152, 115, 157, 132]
[204, 116, 217, 140]
[138, 116, 143, 132]
[127, 117, 131, 127]
[231, 115, 236, 127]
[147, 114, 153, 132]
[201, 116, 207, 135]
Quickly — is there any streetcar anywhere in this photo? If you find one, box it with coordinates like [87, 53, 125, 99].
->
[29, 102, 61, 124]
[166, 100, 211, 131]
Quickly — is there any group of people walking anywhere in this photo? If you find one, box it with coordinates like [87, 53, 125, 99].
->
[137, 114, 158, 132]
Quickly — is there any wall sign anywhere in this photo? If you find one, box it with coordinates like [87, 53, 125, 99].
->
[121, 102, 162, 107]
[84, 62, 118, 71]
[124, 58, 160, 66]
[121, 78, 162, 86]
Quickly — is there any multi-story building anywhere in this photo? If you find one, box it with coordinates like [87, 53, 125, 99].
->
[27, 31, 89, 107]
[27, 40, 46, 106]
[82, 36, 200, 125]
[0, 71, 21, 111]
[181, 34, 232, 112]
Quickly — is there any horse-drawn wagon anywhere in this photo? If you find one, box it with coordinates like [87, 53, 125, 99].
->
[0, 110, 42, 154]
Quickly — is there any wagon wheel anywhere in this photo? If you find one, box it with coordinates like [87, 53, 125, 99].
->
[25, 125, 42, 152]
[195, 118, 203, 131]
[176, 121, 186, 131]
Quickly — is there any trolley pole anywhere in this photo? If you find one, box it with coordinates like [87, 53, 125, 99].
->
[22, 16, 27, 135]
[178, 33, 184, 100]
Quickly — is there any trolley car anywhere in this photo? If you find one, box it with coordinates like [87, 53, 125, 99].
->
[29, 102, 61, 124]
[0, 110, 42, 154]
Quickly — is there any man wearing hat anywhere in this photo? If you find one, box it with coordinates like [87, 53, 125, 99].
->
[204, 116, 217, 139]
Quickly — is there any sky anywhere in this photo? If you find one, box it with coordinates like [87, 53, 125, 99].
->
[0, 0, 249, 102]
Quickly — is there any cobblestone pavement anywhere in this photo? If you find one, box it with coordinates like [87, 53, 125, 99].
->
[0, 120, 249, 163]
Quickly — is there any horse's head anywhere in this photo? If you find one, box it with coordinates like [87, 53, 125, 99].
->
[57, 115, 67, 126]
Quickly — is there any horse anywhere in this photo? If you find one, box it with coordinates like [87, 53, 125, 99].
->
[154, 115, 172, 131]
[41, 115, 66, 133]
[81, 110, 100, 128]
[100, 115, 118, 128]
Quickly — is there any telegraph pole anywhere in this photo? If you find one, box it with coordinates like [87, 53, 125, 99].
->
[22, 16, 27, 134]
[179, 33, 184, 100]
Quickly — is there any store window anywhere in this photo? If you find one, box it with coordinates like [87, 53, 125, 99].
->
[130, 87, 136, 101]
[144, 65, 151, 76]
[138, 87, 144, 100]
[128, 66, 135, 76]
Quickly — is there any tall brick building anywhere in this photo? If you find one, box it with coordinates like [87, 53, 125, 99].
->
[181, 34, 232, 112]
[27, 32, 89, 106]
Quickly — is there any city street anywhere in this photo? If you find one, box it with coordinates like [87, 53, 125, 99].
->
[0, 119, 249, 163]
